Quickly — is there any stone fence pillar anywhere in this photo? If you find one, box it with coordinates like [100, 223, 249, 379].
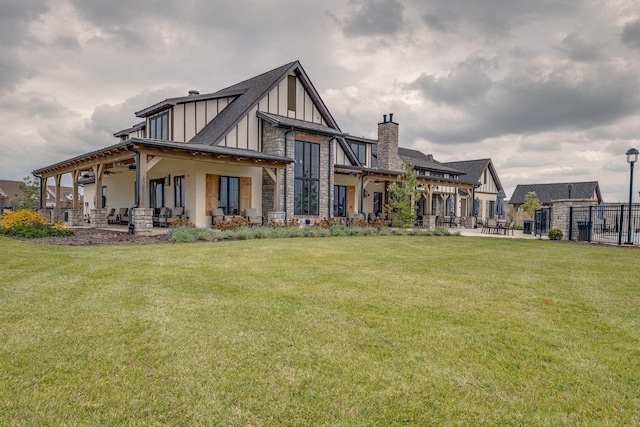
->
[65, 209, 84, 226]
[132, 208, 153, 235]
[551, 199, 597, 241]
[423, 215, 436, 230]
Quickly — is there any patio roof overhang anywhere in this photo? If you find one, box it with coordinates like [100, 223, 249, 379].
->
[32, 138, 293, 178]
[334, 165, 480, 189]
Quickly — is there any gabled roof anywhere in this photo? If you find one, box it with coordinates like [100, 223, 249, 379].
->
[0, 180, 25, 201]
[398, 148, 465, 175]
[509, 181, 602, 205]
[444, 159, 504, 193]
[190, 61, 342, 146]
[134, 89, 245, 118]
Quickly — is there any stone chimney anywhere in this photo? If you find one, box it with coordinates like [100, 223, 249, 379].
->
[377, 113, 402, 171]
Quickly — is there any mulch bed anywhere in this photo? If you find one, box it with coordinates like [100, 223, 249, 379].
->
[8, 228, 171, 246]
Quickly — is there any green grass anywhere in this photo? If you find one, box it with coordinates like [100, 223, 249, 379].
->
[1, 235, 639, 426]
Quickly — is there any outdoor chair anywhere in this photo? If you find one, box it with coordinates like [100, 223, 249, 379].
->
[171, 207, 185, 221]
[117, 208, 128, 225]
[106, 208, 117, 224]
[211, 208, 225, 226]
[153, 207, 171, 227]
[507, 221, 516, 236]
[244, 208, 263, 226]
[485, 219, 498, 234]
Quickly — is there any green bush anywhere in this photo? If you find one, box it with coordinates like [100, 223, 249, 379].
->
[548, 229, 563, 240]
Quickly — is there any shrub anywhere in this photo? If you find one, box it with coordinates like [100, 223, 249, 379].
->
[0, 210, 74, 238]
[167, 227, 198, 243]
[214, 217, 250, 231]
[548, 229, 563, 240]
[169, 218, 195, 228]
[315, 217, 337, 229]
[350, 218, 368, 228]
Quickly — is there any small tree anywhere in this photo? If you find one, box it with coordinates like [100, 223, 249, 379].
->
[13, 176, 40, 211]
[385, 162, 420, 228]
[522, 191, 541, 220]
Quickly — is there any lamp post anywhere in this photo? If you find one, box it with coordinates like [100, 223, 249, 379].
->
[625, 148, 639, 244]
[567, 183, 573, 199]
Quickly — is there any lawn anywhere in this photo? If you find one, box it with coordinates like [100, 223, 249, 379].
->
[0, 235, 638, 426]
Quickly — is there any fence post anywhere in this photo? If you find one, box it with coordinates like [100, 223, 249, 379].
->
[588, 205, 593, 242]
[618, 205, 624, 246]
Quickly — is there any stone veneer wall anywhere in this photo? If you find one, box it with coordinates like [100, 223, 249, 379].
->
[38, 209, 52, 223]
[132, 208, 153, 234]
[261, 122, 333, 223]
[550, 198, 597, 241]
[65, 209, 84, 226]
[90, 208, 108, 228]
[423, 215, 436, 230]
[51, 208, 66, 223]
[377, 120, 403, 171]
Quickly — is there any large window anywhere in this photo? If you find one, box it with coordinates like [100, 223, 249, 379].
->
[349, 142, 367, 165]
[219, 176, 240, 215]
[149, 113, 168, 139]
[150, 178, 165, 210]
[294, 140, 320, 215]
[333, 185, 347, 217]
[174, 175, 185, 207]
[373, 192, 383, 215]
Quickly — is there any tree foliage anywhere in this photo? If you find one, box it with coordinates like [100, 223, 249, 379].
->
[13, 176, 40, 211]
[385, 162, 420, 228]
[522, 191, 542, 219]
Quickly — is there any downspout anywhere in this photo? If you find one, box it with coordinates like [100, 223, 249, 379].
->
[125, 144, 140, 234]
[283, 127, 294, 219]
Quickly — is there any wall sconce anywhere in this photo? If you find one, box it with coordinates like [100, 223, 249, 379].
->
[364, 192, 370, 198]
[164, 175, 171, 186]
[374, 180, 380, 185]
[350, 172, 359, 177]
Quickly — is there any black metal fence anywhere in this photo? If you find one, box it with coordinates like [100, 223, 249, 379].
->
[534, 207, 552, 236]
[567, 204, 640, 245]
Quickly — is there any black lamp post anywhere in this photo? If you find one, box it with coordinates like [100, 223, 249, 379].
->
[625, 148, 639, 244]
[567, 183, 573, 199]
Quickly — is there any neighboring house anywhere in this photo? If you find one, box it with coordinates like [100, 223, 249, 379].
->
[443, 159, 505, 223]
[0, 179, 25, 214]
[32, 61, 481, 231]
[509, 181, 603, 225]
[44, 185, 83, 208]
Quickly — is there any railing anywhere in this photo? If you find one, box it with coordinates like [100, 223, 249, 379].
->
[568, 205, 640, 246]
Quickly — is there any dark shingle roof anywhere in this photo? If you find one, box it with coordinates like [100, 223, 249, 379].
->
[257, 112, 346, 136]
[114, 121, 145, 137]
[509, 181, 602, 205]
[398, 148, 464, 174]
[0, 180, 25, 202]
[444, 159, 504, 193]
[190, 61, 341, 146]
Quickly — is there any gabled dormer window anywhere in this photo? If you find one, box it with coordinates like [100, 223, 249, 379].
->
[149, 113, 168, 139]
[349, 142, 367, 165]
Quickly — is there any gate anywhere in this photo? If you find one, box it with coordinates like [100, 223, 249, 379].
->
[534, 207, 552, 236]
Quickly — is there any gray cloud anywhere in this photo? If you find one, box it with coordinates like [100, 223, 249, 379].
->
[555, 33, 603, 62]
[621, 18, 640, 50]
[341, 0, 405, 37]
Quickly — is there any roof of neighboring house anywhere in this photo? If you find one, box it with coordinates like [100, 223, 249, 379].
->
[190, 61, 342, 146]
[398, 148, 466, 175]
[443, 159, 504, 193]
[0, 180, 25, 202]
[509, 181, 602, 205]
[46, 185, 78, 199]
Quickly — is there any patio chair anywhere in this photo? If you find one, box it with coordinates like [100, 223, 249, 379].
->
[485, 219, 497, 234]
[171, 206, 185, 219]
[211, 208, 225, 226]
[153, 207, 171, 227]
[106, 208, 117, 224]
[507, 221, 516, 236]
[244, 208, 263, 226]
[117, 208, 128, 225]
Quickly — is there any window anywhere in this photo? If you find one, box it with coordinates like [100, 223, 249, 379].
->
[150, 178, 165, 210]
[174, 175, 185, 207]
[101, 186, 107, 208]
[149, 113, 168, 139]
[294, 140, 320, 215]
[373, 192, 383, 215]
[287, 75, 296, 112]
[333, 185, 347, 217]
[349, 142, 367, 165]
[219, 176, 240, 215]
[431, 172, 444, 178]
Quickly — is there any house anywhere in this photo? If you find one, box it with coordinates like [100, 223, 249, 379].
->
[44, 185, 83, 209]
[509, 181, 603, 225]
[33, 61, 482, 232]
[442, 159, 505, 223]
[0, 179, 25, 214]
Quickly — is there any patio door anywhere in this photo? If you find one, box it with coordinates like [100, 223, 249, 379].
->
[150, 178, 165, 211]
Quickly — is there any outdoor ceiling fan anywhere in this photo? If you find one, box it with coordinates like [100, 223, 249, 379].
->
[103, 169, 122, 175]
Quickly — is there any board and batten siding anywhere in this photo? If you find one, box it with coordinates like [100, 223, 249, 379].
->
[169, 97, 234, 142]
[477, 167, 499, 194]
[333, 143, 352, 166]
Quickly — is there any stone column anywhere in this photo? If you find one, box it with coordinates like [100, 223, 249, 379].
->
[132, 208, 153, 235]
[90, 208, 108, 228]
[51, 208, 66, 223]
[65, 209, 84, 226]
[551, 198, 596, 241]
[424, 214, 436, 230]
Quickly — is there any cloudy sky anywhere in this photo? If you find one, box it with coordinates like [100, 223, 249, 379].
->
[2, 0, 640, 202]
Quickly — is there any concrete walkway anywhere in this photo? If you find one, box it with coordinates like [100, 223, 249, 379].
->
[446, 226, 547, 240]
